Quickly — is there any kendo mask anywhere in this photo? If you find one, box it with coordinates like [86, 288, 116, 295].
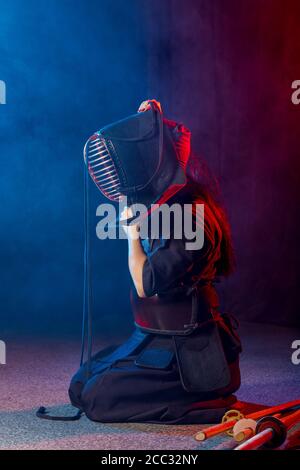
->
[83, 100, 191, 222]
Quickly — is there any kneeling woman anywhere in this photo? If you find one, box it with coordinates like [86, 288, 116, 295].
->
[69, 100, 242, 424]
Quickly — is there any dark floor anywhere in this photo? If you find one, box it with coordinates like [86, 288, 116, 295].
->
[0, 322, 300, 450]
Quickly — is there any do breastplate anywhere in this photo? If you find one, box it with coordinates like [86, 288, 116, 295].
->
[130, 282, 220, 336]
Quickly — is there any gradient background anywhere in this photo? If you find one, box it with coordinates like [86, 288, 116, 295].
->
[0, 0, 299, 339]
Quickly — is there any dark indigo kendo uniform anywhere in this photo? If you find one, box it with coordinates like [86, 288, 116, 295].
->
[69, 196, 242, 424]
[69, 100, 242, 423]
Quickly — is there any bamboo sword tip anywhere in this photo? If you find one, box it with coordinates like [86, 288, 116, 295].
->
[194, 431, 206, 441]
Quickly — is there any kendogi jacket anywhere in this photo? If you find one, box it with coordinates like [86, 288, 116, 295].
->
[132, 190, 222, 335]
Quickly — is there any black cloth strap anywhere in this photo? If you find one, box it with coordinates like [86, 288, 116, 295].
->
[36, 406, 83, 421]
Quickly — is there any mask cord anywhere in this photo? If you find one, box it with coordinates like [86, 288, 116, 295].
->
[81, 164, 93, 378]
[35, 166, 90, 422]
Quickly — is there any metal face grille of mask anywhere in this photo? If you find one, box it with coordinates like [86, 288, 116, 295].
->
[83, 133, 123, 201]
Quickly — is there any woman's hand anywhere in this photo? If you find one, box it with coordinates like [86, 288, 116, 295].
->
[137, 99, 162, 114]
[120, 206, 140, 240]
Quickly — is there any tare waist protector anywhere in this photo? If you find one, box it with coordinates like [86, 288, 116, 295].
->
[130, 283, 242, 393]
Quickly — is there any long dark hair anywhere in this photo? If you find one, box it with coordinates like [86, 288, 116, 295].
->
[185, 150, 236, 277]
